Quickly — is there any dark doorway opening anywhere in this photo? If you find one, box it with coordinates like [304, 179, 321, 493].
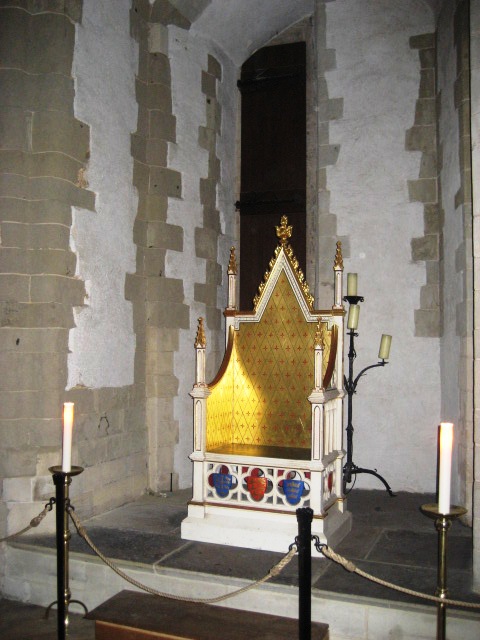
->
[237, 41, 307, 310]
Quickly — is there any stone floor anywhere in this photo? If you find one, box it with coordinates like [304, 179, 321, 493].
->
[1, 488, 478, 639]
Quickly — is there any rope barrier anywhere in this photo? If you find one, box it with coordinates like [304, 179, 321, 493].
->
[68, 508, 297, 604]
[3, 500, 480, 612]
[315, 543, 480, 610]
[0, 499, 54, 543]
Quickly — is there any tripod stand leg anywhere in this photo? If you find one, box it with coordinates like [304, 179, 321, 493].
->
[350, 467, 396, 497]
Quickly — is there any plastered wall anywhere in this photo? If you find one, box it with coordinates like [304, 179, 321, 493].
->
[167, 28, 237, 488]
[323, 0, 440, 492]
[69, 0, 138, 389]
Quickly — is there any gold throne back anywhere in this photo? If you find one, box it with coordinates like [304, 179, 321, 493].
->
[205, 221, 338, 459]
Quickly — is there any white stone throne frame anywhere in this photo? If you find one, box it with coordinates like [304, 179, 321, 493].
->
[181, 218, 351, 552]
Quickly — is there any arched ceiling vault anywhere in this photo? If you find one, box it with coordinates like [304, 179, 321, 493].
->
[171, 0, 314, 66]
[169, 0, 442, 67]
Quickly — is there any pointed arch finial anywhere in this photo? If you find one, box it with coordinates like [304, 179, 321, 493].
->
[194, 317, 206, 348]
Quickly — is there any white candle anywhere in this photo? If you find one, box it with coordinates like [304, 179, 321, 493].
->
[62, 402, 74, 473]
[347, 304, 360, 329]
[438, 422, 453, 514]
[378, 334, 392, 360]
[347, 273, 358, 296]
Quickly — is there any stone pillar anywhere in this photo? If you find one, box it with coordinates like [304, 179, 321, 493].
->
[0, 1, 91, 533]
[128, 1, 189, 492]
[314, 0, 344, 306]
[407, 33, 441, 338]
[453, 0, 474, 526]
[195, 52, 224, 363]
[469, 0, 480, 591]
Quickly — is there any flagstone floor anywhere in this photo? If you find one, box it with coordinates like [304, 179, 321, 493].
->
[1, 489, 477, 639]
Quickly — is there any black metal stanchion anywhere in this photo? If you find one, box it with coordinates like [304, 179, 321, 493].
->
[296, 507, 313, 640]
[46, 466, 86, 639]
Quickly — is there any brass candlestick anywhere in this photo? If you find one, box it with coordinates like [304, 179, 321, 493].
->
[420, 503, 467, 640]
[46, 466, 87, 639]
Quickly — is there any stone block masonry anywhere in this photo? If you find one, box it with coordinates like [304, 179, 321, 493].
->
[0, 4, 92, 532]
[193, 55, 223, 334]
[452, 0, 474, 529]
[314, 2, 344, 305]
[128, 0, 192, 493]
[0, 1, 147, 542]
[407, 33, 441, 338]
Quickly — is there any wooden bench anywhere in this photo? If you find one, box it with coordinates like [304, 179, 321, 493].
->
[87, 590, 329, 639]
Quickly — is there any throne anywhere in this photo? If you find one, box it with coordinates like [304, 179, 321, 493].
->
[181, 217, 351, 552]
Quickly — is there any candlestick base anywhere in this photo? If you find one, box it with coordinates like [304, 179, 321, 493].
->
[420, 502, 467, 640]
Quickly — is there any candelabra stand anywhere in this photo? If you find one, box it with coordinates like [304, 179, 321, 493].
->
[343, 294, 395, 496]
[420, 503, 467, 640]
[46, 466, 87, 640]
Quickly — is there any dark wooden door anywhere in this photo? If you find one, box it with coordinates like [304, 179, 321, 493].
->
[238, 42, 306, 310]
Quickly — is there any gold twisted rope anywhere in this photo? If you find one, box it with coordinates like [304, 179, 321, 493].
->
[68, 509, 296, 604]
[319, 545, 480, 610]
[0, 501, 54, 543]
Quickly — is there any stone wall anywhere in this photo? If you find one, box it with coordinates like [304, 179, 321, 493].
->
[452, 0, 474, 522]
[436, 0, 473, 521]
[408, 33, 441, 338]
[469, 0, 480, 590]
[126, 1, 237, 491]
[0, 0, 147, 541]
[314, 0, 345, 305]
[0, 1, 88, 532]
[127, 0, 188, 493]
[167, 25, 237, 488]
[324, 0, 438, 492]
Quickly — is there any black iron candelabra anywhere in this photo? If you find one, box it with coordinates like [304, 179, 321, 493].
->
[343, 293, 395, 496]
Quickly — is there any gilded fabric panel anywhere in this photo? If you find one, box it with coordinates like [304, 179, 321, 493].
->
[206, 343, 235, 449]
[233, 273, 327, 449]
[206, 273, 333, 450]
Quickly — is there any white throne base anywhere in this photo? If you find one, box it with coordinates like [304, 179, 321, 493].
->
[182, 500, 352, 553]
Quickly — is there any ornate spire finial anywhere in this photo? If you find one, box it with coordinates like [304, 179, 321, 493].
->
[333, 240, 343, 270]
[194, 317, 206, 348]
[228, 246, 237, 275]
[276, 215, 292, 246]
[314, 320, 326, 349]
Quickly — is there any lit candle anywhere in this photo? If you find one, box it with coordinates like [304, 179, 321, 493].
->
[438, 422, 453, 514]
[62, 402, 74, 473]
[378, 334, 392, 360]
[347, 273, 358, 296]
[347, 304, 360, 329]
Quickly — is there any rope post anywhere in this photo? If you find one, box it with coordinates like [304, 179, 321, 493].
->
[296, 507, 313, 640]
[53, 470, 68, 640]
[47, 466, 86, 640]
